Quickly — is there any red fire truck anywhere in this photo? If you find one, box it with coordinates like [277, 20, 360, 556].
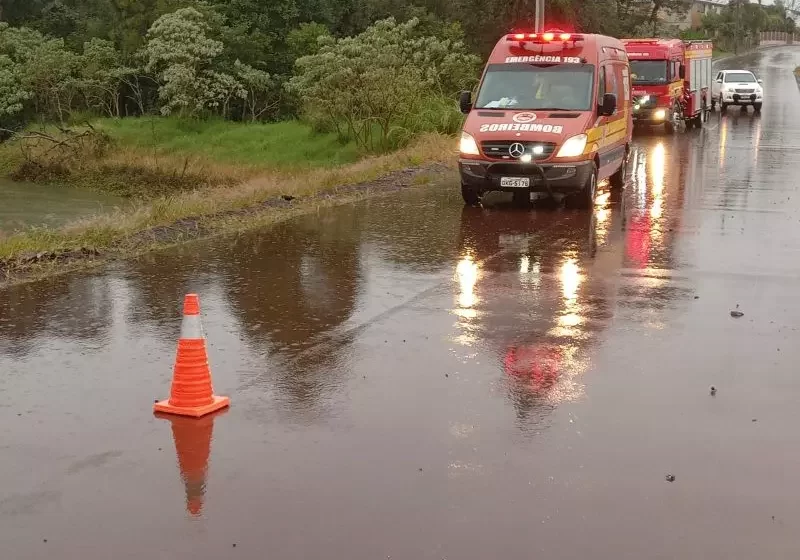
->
[621, 38, 713, 133]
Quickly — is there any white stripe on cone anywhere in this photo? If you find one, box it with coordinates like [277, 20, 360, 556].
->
[180, 313, 205, 340]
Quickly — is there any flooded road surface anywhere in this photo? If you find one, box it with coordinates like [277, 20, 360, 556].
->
[0, 178, 122, 233]
[3, 47, 800, 559]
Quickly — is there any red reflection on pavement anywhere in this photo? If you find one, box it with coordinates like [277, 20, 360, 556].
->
[504, 345, 562, 393]
[626, 214, 651, 268]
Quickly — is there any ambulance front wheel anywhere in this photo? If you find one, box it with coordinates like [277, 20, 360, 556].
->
[461, 184, 483, 206]
[754, 103, 762, 113]
[566, 163, 598, 210]
[609, 147, 628, 190]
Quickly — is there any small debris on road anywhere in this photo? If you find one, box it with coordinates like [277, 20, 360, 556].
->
[710, 386, 717, 396]
[665, 474, 676, 482]
[694, 296, 700, 300]
[752, 419, 758, 423]
[731, 310, 744, 318]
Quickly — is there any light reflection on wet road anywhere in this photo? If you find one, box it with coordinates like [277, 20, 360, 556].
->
[2, 47, 800, 559]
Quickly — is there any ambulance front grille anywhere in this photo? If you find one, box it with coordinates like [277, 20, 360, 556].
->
[481, 141, 556, 161]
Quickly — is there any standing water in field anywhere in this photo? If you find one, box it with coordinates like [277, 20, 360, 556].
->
[0, 177, 123, 233]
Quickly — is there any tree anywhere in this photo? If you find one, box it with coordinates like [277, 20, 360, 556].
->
[233, 61, 276, 121]
[0, 23, 81, 123]
[286, 22, 331, 60]
[141, 7, 245, 117]
[288, 17, 479, 151]
[0, 55, 30, 118]
[77, 38, 123, 117]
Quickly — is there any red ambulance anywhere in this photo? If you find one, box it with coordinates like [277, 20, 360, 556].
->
[458, 29, 632, 208]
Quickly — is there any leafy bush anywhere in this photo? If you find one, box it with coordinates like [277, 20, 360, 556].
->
[288, 17, 479, 152]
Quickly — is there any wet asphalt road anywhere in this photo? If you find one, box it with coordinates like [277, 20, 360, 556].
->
[2, 47, 800, 559]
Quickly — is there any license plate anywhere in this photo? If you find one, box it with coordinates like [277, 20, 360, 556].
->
[500, 177, 530, 188]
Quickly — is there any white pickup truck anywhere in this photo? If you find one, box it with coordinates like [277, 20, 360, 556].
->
[711, 69, 764, 113]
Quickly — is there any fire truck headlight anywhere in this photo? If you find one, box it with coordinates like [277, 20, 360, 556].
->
[556, 134, 588, 158]
[459, 131, 480, 155]
[653, 109, 667, 120]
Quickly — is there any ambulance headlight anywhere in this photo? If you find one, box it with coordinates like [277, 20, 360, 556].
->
[556, 134, 587, 158]
[459, 131, 480, 155]
[653, 109, 667, 120]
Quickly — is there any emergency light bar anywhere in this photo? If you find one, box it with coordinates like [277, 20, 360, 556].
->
[507, 30, 583, 43]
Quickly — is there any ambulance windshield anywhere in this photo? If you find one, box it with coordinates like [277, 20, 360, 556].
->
[630, 60, 668, 84]
[475, 64, 594, 111]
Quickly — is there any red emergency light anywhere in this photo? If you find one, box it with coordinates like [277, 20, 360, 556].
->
[507, 29, 583, 43]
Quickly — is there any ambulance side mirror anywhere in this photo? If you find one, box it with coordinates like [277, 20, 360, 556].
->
[716, 79, 723, 84]
[679, 64, 686, 80]
[600, 93, 617, 116]
[757, 78, 763, 84]
[459, 91, 472, 114]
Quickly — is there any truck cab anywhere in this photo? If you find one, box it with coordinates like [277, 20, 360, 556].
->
[458, 30, 632, 208]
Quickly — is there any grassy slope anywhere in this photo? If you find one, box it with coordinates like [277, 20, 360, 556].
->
[93, 117, 362, 171]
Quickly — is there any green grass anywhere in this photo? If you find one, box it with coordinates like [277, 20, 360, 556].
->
[92, 117, 362, 171]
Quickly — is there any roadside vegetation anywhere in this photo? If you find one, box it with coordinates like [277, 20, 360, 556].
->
[682, 0, 798, 52]
[0, 0, 798, 282]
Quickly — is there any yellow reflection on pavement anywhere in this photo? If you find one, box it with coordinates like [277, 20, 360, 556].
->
[455, 255, 479, 309]
[560, 256, 582, 304]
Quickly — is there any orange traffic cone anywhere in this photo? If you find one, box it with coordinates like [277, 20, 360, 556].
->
[154, 294, 230, 417]
[156, 408, 227, 516]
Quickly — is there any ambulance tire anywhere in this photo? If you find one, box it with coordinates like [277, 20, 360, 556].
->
[609, 148, 628, 190]
[566, 163, 597, 210]
[754, 103, 762, 113]
[711, 98, 717, 111]
[720, 102, 728, 113]
[461, 184, 482, 206]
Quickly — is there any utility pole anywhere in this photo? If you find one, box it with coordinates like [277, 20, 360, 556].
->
[734, 0, 741, 55]
[535, 0, 545, 32]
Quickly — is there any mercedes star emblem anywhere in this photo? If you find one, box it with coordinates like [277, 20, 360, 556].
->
[508, 143, 525, 158]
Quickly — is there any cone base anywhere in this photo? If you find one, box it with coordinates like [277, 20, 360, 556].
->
[153, 395, 230, 418]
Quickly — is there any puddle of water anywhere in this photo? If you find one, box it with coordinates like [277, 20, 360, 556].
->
[0, 177, 123, 233]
